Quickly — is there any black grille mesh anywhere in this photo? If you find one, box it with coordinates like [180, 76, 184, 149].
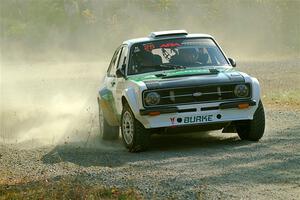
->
[143, 83, 251, 107]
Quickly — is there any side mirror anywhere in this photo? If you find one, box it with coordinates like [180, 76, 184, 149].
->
[116, 64, 126, 78]
[228, 57, 236, 67]
[116, 68, 124, 78]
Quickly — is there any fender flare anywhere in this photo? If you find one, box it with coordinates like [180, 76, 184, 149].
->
[121, 87, 140, 116]
[240, 72, 261, 105]
[250, 77, 261, 104]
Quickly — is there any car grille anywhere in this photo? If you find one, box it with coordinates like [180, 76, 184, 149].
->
[143, 83, 251, 107]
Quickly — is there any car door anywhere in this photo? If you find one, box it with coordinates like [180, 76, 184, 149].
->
[102, 46, 122, 123]
[113, 45, 128, 114]
[107, 46, 122, 115]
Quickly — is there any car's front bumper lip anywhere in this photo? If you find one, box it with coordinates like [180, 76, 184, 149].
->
[140, 107, 195, 115]
[140, 100, 256, 115]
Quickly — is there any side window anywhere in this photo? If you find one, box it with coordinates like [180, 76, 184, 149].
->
[107, 47, 122, 76]
[118, 45, 128, 69]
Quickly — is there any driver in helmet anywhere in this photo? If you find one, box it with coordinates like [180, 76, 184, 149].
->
[198, 48, 209, 65]
[177, 48, 199, 67]
[130, 45, 162, 74]
[133, 46, 153, 66]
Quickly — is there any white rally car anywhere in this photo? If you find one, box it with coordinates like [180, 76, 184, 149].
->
[97, 30, 265, 152]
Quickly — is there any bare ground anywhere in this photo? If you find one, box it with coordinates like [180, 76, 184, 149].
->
[0, 60, 300, 199]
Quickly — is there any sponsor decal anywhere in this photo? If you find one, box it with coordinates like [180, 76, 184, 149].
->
[170, 115, 213, 124]
[143, 43, 155, 51]
[170, 117, 176, 125]
[160, 42, 181, 48]
[184, 115, 213, 123]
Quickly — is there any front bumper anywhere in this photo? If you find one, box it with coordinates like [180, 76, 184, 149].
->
[136, 100, 257, 129]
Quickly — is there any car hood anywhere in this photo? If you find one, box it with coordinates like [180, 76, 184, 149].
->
[128, 68, 245, 90]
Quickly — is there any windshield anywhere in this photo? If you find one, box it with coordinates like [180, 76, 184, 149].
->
[127, 38, 229, 75]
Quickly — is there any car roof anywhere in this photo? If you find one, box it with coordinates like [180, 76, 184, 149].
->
[122, 30, 214, 46]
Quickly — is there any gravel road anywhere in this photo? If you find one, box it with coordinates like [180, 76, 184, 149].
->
[1, 107, 299, 199]
[1, 60, 300, 199]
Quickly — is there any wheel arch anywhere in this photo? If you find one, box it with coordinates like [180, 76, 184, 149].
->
[122, 96, 128, 106]
[121, 87, 141, 118]
[250, 77, 261, 99]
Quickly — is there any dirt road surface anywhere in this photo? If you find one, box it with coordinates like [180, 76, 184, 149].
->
[1, 60, 299, 199]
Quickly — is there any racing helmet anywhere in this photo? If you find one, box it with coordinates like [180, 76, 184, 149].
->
[178, 48, 198, 64]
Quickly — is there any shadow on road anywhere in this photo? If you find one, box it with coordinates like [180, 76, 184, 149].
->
[42, 122, 300, 176]
[41, 131, 253, 167]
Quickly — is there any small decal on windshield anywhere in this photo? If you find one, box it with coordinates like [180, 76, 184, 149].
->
[170, 117, 176, 125]
[134, 46, 140, 53]
[160, 42, 181, 48]
[143, 43, 155, 51]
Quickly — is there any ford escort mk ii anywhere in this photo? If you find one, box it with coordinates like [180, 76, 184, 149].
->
[97, 30, 265, 152]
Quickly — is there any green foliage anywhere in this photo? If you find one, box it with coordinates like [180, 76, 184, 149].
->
[0, 0, 299, 59]
[0, 176, 141, 200]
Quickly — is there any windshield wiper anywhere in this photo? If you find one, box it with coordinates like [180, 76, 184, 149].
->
[155, 73, 167, 77]
[159, 63, 186, 70]
[208, 68, 219, 73]
[153, 64, 186, 77]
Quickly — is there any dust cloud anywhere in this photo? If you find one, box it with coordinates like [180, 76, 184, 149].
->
[0, 62, 107, 147]
[0, 0, 299, 146]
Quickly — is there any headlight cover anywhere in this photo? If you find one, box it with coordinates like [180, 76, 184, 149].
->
[234, 84, 249, 97]
[145, 92, 160, 106]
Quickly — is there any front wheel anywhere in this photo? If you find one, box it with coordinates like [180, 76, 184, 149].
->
[98, 98, 119, 140]
[121, 104, 150, 152]
[236, 101, 265, 141]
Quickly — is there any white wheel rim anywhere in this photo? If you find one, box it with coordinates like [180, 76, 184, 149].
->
[122, 111, 134, 144]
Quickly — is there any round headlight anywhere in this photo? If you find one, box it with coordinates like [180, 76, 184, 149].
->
[234, 84, 249, 97]
[145, 92, 160, 105]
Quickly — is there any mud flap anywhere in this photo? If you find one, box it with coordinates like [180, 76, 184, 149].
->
[222, 124, 237, 133]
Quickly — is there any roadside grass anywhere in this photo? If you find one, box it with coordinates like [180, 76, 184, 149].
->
[0, 176, 141, 200]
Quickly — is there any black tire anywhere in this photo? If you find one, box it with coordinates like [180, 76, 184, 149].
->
[236, 101, 265, 141]
[121, 104, 150, 152]
[97, 98, 119, 140]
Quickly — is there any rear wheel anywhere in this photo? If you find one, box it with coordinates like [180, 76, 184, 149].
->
[236, 101, 265, 141]
[121, 104, 150, 152]
[98, 98, 119, 140]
